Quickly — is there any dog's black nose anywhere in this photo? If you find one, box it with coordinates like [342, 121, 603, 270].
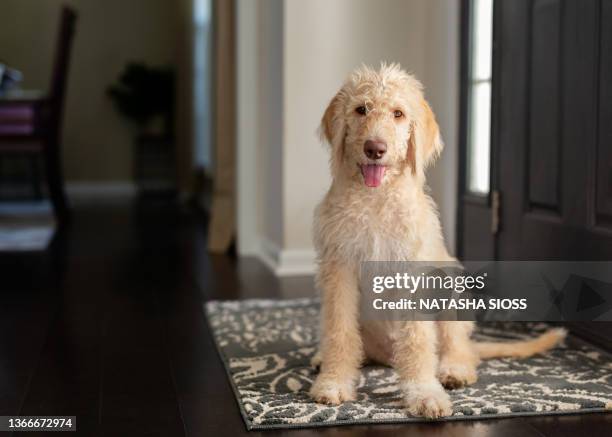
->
[364, 140, 387, 160]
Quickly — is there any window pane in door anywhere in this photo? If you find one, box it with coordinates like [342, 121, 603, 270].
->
[471, 0, 494, 81]
[468, 82, 491, 194]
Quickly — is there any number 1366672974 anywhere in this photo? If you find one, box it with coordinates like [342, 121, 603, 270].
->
[2, 416, 76, 431]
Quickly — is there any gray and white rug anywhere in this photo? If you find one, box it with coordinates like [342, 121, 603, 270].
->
[205, 298, 612, 430]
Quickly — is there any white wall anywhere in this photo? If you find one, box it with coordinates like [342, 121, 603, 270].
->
[237, 0, 460, 275]
[236, 0, 285, 267]
[422, 1, 460, 251]
[236, 0, 261, 255]
[260, 0, 285, 249]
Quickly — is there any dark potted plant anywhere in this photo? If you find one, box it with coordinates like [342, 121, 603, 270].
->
[107, 63, 176, 194]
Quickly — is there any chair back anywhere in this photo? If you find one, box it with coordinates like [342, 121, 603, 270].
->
[48, 6, 77, 139]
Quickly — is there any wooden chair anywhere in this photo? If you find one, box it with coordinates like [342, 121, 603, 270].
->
[0, 6, 77, 223]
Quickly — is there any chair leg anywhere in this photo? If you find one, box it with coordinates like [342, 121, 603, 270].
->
[44, 141, 70, 224]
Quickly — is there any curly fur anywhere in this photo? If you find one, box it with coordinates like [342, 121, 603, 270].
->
[310, 63, 566, 418]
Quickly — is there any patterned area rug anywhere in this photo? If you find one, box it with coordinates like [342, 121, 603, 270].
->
[205, 298, 612, 430]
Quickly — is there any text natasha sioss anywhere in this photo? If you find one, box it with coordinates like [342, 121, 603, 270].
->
[372, 297, 528, 311]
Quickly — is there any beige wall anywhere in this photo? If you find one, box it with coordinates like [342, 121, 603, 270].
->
[259, 0, 285, 248]
[237, 0, 286, 261]
[422, 1, 460, 252]
[237, 0, 460, 274]
[236, 0, 261, 253]
[0, 0, 182, 183]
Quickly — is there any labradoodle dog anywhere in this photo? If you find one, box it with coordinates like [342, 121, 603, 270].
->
[310, 63, 565, 418]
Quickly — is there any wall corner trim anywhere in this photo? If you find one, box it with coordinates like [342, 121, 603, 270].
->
[256, 238, 316, 276]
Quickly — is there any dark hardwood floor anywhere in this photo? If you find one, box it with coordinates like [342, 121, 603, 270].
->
[0, 199, 610, 436]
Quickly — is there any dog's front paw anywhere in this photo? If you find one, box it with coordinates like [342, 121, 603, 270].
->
[438, 362, 478, 389]
[403, 382, 453, 419]
[310, 375, 356, 405]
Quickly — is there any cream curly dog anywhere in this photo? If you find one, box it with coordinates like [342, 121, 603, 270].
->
[310, 64, 566, 418]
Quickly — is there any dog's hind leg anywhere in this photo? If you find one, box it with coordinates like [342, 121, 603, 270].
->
[437, 321, 479, 389]
[310, 261, 364, 405]
[394, 321, 453, 418]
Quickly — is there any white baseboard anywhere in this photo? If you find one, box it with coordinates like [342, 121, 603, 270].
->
[66, 181, 137, 200]
[276, 249, 317, 276]
[254, 238, 316, 276]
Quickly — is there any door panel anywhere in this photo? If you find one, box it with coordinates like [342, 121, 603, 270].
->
[528, 0, 561, 211]
[597, 0, 612, 227]
[496, 0, 611, 260]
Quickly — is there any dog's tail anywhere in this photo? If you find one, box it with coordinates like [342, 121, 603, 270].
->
[474, 328, 567, 359]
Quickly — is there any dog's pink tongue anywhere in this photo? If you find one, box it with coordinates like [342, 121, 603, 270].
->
[361, 164, 386, 187]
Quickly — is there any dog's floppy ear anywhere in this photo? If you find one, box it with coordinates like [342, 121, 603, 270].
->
[319, 91, 346, 175]
[320, 94, 339, 145]
[409, 97, 444, 172]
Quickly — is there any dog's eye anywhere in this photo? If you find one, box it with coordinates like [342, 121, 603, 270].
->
[393, 110, 404, 118]
[355, 106, 367, 115]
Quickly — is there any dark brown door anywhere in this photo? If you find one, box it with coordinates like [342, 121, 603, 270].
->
[459, 0, 612, 261]
[459, 0, 612, 349]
